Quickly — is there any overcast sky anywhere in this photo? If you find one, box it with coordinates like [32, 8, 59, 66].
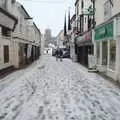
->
[18, 0, 75, 36]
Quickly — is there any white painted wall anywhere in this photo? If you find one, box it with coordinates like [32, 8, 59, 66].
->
[10, 2, 41, 45]
[95, 0, 120, 26]
[0, 1, 41, 69]
[94, 0, 120, 81]
[0, 30, 13, 69]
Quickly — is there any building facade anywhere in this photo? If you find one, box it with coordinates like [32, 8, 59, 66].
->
[44, 28, 52, 48]
[0, 0, 18, 71]
[94, 0, 120, 81]
[56, 30, 65, 47]
[12, 2, 41, 68]
[0, 0, 41, 72]
[69, 14, 77, 61]
[74, 0, 94, 67]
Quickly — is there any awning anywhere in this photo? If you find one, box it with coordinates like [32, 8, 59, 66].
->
[0, 7, 18, 30]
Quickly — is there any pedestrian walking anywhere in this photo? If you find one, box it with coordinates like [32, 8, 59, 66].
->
[55, 47, 63, 62]
[59, 49, 63, 61]
[55, 48, 59, 61]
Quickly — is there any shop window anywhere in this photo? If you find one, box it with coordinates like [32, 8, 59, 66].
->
[102, 41, 108, 65]
[2, 27, 11, 37]
[4, 45, 9, 63]
[109, 40, 116, 70]
[96, 42, 100, 64]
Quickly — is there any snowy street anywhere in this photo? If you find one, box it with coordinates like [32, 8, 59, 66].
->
[0, 55, 120, 120]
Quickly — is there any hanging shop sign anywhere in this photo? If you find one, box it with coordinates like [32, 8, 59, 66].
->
[94, 21, 113, 40]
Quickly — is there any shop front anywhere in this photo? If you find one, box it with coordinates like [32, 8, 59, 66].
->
[94, 20, 117, 79]
[76, 30, 93, 67]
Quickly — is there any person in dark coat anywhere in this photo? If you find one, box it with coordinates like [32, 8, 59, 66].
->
[55, 48, 63, 61]
[59, 49, 63, 61]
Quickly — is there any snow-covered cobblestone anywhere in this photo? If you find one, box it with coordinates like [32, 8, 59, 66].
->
[0, 55, 120, 120]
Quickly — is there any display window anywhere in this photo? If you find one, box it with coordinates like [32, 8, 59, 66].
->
[102, 41, 108, 65]
[109, 40, 116, 70]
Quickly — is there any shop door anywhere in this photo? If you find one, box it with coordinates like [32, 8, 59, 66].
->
[102, 41, 108, 65]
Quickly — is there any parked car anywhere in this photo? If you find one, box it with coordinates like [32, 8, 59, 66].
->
[62, 51, 70, 58]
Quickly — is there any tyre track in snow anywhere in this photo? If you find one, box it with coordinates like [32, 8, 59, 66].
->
[1, 55, 120, 120]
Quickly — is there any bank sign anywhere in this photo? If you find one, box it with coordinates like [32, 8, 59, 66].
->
[94, 21, 113, 40]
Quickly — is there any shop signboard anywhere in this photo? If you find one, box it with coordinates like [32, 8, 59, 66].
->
[94, 21, 113, 40]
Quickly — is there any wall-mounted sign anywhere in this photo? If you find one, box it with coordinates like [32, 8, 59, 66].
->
[94, 21, 113, 40]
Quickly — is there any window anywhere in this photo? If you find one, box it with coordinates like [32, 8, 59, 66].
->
[2, 27, 11, 37]
[19, 18, 23, 33]
[76, 4, 79, 16]
[109, 40, 116, 70]
[85, 17, 87, 23]
[80, 15, 84, 33]
[77, 16, 80, 32]
[81, 0, 84, 9]
[88, 16, 92, 29]
[104, 0, 111, 20]
[4, 45, 9, 63]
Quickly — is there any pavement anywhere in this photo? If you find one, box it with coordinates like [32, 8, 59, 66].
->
[0, 55, 120, 120]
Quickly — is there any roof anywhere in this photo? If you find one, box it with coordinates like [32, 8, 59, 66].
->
[0, 7, 18, 30]
[33, 22, 41, 35]
[20, 5, 31, 18]
[0, 7, 17, 22]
